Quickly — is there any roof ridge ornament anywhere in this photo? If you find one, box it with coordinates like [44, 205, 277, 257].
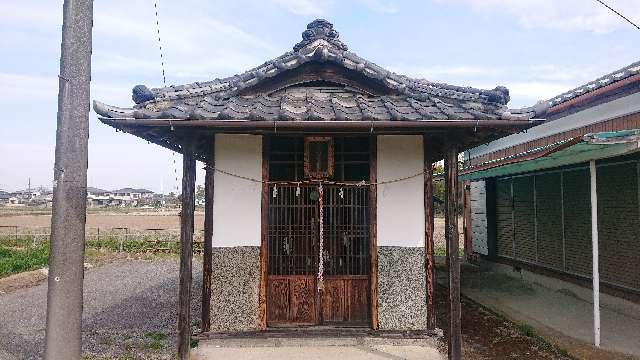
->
[294, 19, 348, 52]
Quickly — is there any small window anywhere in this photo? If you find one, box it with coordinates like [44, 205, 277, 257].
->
[304, 137, 334, 179]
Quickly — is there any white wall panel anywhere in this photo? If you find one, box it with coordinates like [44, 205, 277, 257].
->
[376, 135, 424, 247]
[212, 134, 262, 247]
[470, 180, 488, 255]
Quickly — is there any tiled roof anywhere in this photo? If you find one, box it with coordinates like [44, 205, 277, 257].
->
[96, 86, 520, 121]
[548, 61, 640, 107]
[95, 19, 544, 122]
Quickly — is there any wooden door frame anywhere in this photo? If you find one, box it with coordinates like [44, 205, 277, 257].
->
[258, 134, 379, 329]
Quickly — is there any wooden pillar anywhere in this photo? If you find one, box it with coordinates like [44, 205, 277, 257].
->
[178, 147, 196, 359]
[445, 145, 462, 360]
[369, 135, 379, 330]
[258, 136, 269, 329]
[462, 182, 472, 261]
[423, 136, 436, 331]
[589, 160, 601, 347]
[201, 137, 215, 333]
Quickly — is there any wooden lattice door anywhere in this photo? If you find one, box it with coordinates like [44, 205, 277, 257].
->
[266, 136, 371, 327]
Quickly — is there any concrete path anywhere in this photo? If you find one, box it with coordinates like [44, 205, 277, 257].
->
[193, 338, 444, 360]
[458, 264, 640, 358]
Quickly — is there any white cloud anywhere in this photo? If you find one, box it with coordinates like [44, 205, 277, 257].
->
[504, 82, 574, 103]
[0, 72, 57, 102]
[457, 0, 640, 33]
[0, 2, 62, 28]
[270, 0, 330, 16]
[357, 0, 399, 14]
[393, 65, 501, 78]
[388, 63, 601, 107]
[91, 2, 278, 86]
[268, 0, 398, 16]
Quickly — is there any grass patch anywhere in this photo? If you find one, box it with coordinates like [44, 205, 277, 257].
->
[517, 323, 537, 338]
[144, 331, 168, 351]
[0, 235, 187, 278]
[145, 331, 168, 342]
[434, 245, 464, 257]
[0, 244, 49, 277]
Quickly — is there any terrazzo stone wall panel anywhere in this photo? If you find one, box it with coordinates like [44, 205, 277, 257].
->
[209, 246, 261, 331]
[377, 246, 428, 330]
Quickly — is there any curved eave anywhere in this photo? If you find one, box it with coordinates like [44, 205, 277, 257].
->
[94, 100, 540, 123]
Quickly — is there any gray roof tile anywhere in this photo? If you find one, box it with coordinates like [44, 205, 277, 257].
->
[95, 19, 543, 122]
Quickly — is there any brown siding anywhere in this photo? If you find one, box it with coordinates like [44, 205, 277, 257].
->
[513, 176, 536, 263]
[562, 168, 592, 277]
[492, 158, 640, 293]
[495, 178, 514, 258]
[535, 172, 564, 270]
[598, 162, 640, 291]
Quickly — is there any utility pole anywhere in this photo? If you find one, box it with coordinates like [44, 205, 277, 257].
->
[44, 0, 93, 359]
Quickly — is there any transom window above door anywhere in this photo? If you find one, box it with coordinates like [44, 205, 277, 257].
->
[268, 136, 370, 182]
[304, 137, 334, 179]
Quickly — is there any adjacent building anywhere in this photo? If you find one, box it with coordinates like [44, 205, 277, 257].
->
[462, 61, 640, 295]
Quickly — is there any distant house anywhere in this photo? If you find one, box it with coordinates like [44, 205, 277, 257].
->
[4, 187, 53, 207]
[0, 191, 12, 205]
[87, 187, 112, 207]
[30, 188, 53, 207]
[111, 188, 154, 207]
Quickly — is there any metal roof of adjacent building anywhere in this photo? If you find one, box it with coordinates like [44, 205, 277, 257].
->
[548, 61, 640, 109]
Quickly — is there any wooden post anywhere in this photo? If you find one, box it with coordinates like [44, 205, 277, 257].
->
[445, 145, 462, 360]
[45, 0, 93, 358]
[178, 146, 196, 359]
[258, 136, 269, 329]
[423, 136, 436, 331]
[462, 182, 472, 261]
[589, 160, 601, 347]
[201, 137, 215, 333]
[369, 135, 379, 330]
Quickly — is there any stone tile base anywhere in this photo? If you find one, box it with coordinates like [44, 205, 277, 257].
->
[209, 246, 261, 331]
[377, 246, 428, 330]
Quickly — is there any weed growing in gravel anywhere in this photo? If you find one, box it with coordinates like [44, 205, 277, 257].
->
[518, 323, 537, 338]
[145, 331, 168, 342]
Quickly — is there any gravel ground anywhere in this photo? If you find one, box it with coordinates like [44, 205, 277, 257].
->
[0, 259, 202, 359]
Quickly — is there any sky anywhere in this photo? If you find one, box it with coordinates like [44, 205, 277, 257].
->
[1, 0, 639, 193]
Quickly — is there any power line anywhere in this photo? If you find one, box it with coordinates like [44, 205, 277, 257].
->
[594, 0, 640, 31]
[153, 1, 167, 85]
[153, 1, 179, 194]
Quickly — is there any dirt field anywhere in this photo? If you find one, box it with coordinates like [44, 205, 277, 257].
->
[0, 210, 205, 232]
[0, 208, 460, 247]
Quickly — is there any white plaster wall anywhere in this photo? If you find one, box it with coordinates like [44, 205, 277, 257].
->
[212, 134, 262, 247]
[470, 180, 488, 255]
[376, 135, 425, 247]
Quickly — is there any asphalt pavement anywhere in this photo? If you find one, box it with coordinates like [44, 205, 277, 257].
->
[0, 259, 202, 360]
